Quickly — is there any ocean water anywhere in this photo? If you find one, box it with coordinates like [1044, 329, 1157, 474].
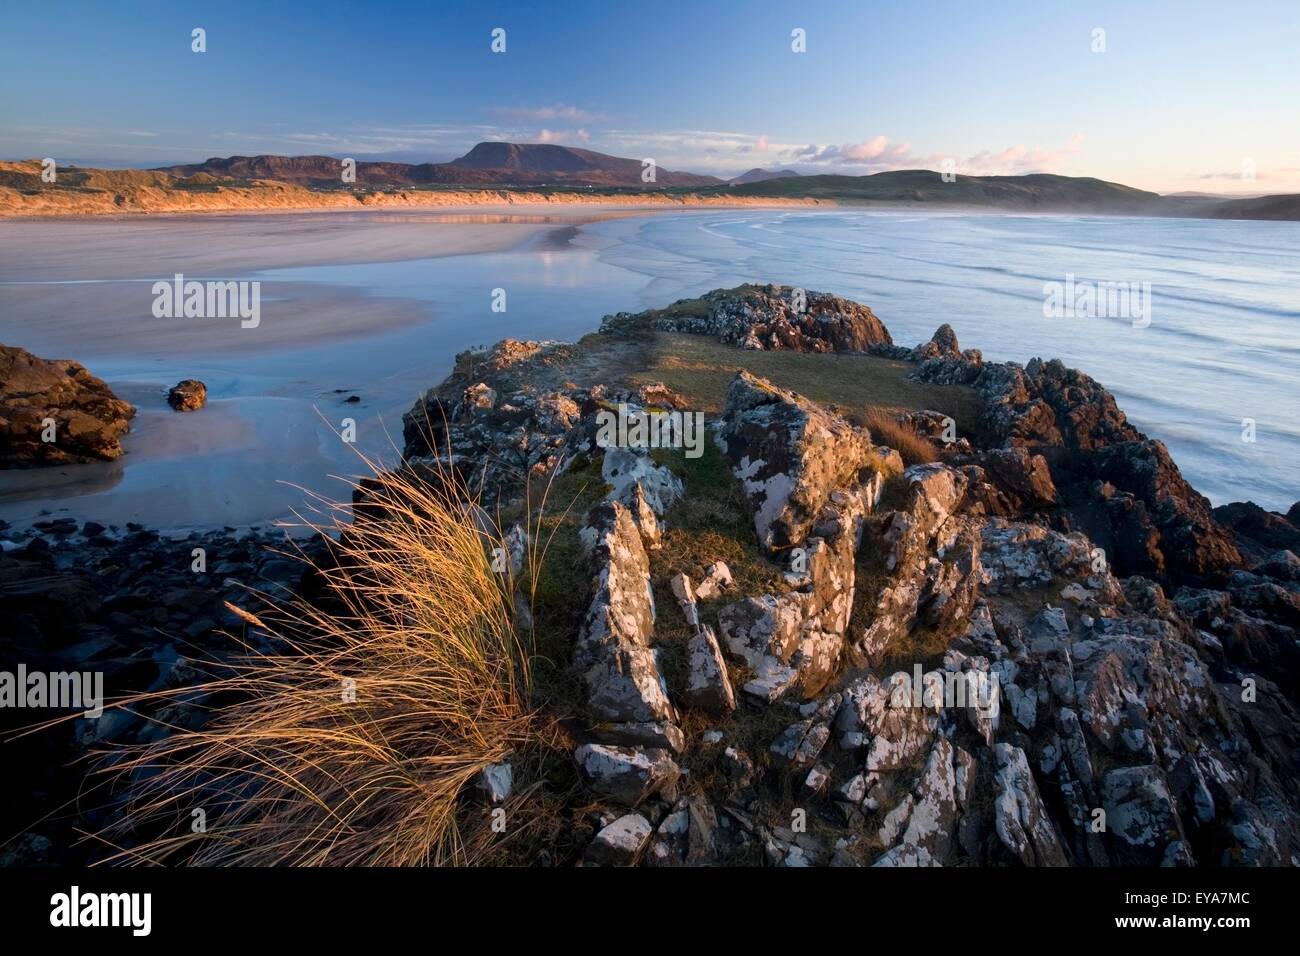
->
[0, 209, 1295, 529]
[587, 210, 1300, 512]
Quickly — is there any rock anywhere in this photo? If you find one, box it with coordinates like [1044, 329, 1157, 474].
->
[601, 284, 893, 354]
[977, 447, 1057, 511]
[463, 382, 496, 409]
[644, 805, 690, 866]
[871, 737, 958, 866]
[685, 793, 720, 865]
[719, 478, 873, 701]
[857, 464, 972, 662]
[0, 344, 136, 465]
[669, 572, 700, 629]
[574, 743, 680, 806]
[769, 719, 830, 773]
[719, 370, 875, 553]
[475, 762, 513, 805]
[911, 324, 962, 361]
[602, 447, 683, 518]
[574, 500, 675, 727]
[1101, 766, 1195, 866]
[693, 561, 735, 601]
[585, 813, 653, 866]
[1213, 501, 1300, 565]
[682, 625, 736, 715]
[589, 720, 685, 755]
[993, 743, 1069, 866]
[166, 379, 207, 412]
[1085, 440, 1241, 587]
[398, 339, 584, 502]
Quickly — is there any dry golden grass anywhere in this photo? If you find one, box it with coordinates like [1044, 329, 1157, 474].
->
[96, 458, 546, 867]
[861, 410, 941, 466]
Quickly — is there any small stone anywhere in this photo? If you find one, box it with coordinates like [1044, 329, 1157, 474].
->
[585, 813, 653, 866]
[476, 762, 513, 804]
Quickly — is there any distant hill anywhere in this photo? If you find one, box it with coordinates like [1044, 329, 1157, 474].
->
[730, 167, 800, 185]
[5, 149, 1297, 220]
[718, 169, 1169, 214]
[1199, 193, 1300, 221]
[161, 143, 723, 189]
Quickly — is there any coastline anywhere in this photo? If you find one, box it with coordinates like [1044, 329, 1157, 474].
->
[0, 184, 828, 220]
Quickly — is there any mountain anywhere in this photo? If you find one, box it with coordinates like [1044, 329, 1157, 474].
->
[729, 167, 800, 185]
[450, 142, 722, 187]
[161, 143, 724, 189]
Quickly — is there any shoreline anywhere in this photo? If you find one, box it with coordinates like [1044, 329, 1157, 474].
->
[0, 188, 829, 221]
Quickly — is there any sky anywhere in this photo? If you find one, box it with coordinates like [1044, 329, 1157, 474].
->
[2, 0, 1297, 194]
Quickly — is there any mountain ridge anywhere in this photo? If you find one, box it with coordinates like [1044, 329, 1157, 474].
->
[2, 145, 1296, 220]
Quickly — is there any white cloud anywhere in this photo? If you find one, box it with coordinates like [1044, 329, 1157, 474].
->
[491, 104, 605, 124]
[790, 132, 1086, 177]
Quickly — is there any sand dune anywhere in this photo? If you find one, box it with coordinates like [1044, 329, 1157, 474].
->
[0, 160, 824, 218]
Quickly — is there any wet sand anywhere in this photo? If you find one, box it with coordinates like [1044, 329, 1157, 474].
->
[0, 209, 645, 360]
[0, 206, 666, 531]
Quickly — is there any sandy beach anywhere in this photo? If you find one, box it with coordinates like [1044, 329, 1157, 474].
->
[0, 208, 647, 359]
[0, 206, 674, 529]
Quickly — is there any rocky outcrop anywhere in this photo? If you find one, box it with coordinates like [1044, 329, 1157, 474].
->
[0, 344, 135, 465]
[18, 285, 1299, 870]
[601, 284, 893, 353]
[1213, 501, 1300, 565]
[857, 464, 973, 664]
[712, 372, 888, 701]
[911, 351, 1242, 588]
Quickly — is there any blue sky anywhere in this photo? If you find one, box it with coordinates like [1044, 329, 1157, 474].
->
[2, 0, 1297, 193]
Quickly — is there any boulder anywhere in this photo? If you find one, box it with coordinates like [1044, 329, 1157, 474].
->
[718, 370, 874, 553]
[166, 379, 207, 411]
[682, 625, 736, 715]
[992, 743, 1069, 866]
[574, 743, 680, 806]
[1101, 766, 1195, 866]
[0, 344, 135, 465]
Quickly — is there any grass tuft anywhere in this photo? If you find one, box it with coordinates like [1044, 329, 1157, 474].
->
[97, 457, 544, 867]
[860, 410, 941, 466]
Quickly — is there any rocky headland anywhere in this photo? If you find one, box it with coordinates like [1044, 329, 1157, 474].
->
[2, 283, 1297, 867]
